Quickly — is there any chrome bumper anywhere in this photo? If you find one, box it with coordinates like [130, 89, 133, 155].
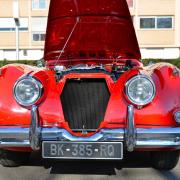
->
[0, 105, 180, 151]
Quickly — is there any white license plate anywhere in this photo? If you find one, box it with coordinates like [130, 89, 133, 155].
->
[42, 142, 123, 160]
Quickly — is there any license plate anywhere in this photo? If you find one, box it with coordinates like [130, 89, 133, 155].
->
[42, 142, 123, 160]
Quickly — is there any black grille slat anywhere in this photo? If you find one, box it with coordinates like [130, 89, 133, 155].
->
[61, 79, 110, 131]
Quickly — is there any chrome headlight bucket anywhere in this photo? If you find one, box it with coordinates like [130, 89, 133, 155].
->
[125, 75, 156, 106]
[14, 76, 43, 106]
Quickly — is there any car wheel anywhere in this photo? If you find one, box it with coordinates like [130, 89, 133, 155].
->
[0, 149, 30, 167]
[151, 151, 180, 170]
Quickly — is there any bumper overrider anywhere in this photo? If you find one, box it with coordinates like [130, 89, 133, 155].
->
[0, 105, 180, 152]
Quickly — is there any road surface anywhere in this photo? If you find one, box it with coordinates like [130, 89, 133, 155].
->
[0, 152, 179, 180]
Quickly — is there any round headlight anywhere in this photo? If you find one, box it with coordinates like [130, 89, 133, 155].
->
[14, 76, 43, 106]
[174, 111, 180, 123]
[126, 75, 156, 106]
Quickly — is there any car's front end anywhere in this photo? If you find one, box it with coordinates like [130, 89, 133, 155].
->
[0, 0, 179, 170]
[0, 62, 180, 169]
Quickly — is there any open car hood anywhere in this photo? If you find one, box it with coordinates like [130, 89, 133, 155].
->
[44, 0, 141, 67]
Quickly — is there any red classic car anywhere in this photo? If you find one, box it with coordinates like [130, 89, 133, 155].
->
[0, 0, 179, 170]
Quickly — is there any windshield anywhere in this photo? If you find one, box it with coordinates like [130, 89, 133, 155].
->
[44, 0, 141, 67]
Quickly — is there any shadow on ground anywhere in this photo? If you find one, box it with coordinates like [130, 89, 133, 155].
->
[28, 152, 152, 175]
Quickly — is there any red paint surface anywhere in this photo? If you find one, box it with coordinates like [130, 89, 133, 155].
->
[0, 63, 179, 131]
[44, 0, 140, 67]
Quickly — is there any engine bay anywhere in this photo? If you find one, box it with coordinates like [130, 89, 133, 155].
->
[54, 60, 135, 81]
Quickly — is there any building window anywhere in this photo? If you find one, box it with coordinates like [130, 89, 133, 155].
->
[0, 18, 28, 32]
[157, 17, 172, 29]
[139, 16, 173, 29]
[32, 33, 46, 41]
[32, 0, 47, 9]
[140, 18, 155, 29]
[32, 17, 47, 41]
[127, 0, 134, 8]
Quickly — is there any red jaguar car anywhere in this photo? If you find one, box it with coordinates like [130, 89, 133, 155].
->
[0, 0, 179, 170]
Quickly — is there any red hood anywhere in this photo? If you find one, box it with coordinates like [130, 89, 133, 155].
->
[44, 0, 141, 67]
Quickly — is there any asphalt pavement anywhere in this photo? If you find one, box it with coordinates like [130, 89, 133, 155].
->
[0, 152, 179, 180]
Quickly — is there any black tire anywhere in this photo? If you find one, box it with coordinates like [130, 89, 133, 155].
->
[151, 151, 180, 170]
[0, 149, 30, 167]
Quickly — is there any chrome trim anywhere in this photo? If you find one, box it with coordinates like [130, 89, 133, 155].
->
[0, 105, 180, 150]
[136, 140, 180, 149]
[41, 128, 124, 142]
[29, 105, 41, 150]
[125, 75, 156, 106]
[125, 105, 136, 152]
[0, 127, 30, 147]
[136, 128, 180, 149]
[0, 127, 180, 149]
[13, 76, 43, 107]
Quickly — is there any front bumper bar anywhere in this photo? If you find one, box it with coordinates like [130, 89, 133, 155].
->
[0, 105, 180, 151]
[0, 127, 180, 150]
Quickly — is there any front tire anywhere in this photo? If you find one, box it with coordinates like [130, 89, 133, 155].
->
[151, 151, 180, 170]
[0, 149, 30, 167]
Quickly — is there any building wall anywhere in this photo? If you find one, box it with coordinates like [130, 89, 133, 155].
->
[137, 0, 175, 15]
[0, 0, 13, 17]
[0, 0, 179, 60]
[175, 0, 180, 46]
[137, 0, 175, 46]
[0, 0, 49, 60]
[134, 0, 180, 59]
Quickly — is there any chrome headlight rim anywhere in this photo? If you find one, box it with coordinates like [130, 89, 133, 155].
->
[125, 75, 156, 106]
[13, 76, 43, 107]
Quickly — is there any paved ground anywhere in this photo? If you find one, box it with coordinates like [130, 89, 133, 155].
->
[0, 152, 179, 180]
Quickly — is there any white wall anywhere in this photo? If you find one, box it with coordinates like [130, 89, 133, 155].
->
[0, 49, 44, 60]
[0, 48, 179, 61]
[140, 48, 180, 59]
[0, 50, 3, 60]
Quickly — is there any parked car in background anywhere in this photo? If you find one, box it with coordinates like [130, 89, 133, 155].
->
[0, 0, 179, 170]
